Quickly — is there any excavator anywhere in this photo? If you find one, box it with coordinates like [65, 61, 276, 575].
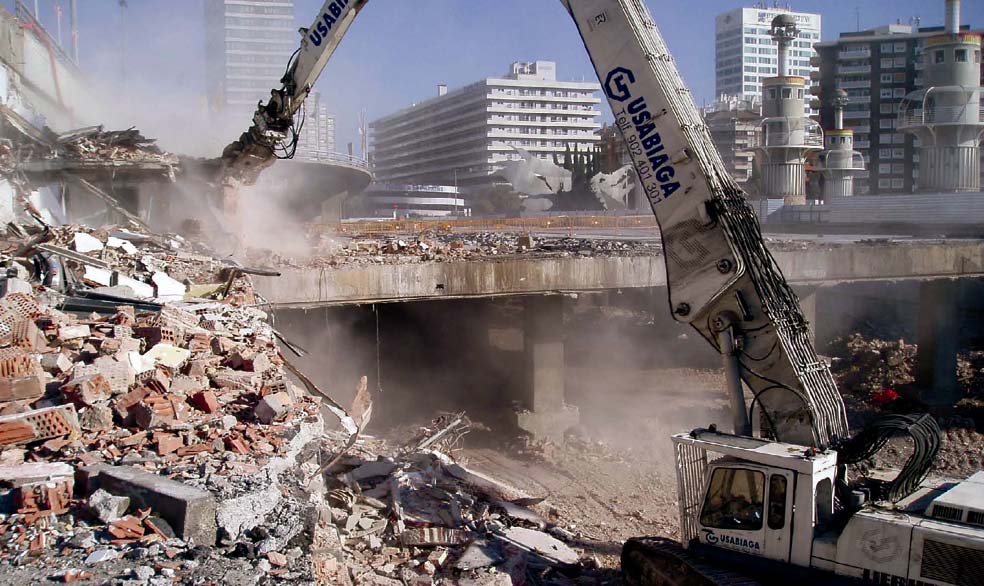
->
[216, 1, 984, 584]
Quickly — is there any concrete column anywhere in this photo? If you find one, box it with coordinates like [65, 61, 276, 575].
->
[915, 280, 961, 407]
[795, 286, 819, 346]
[517, 295, 579, 442]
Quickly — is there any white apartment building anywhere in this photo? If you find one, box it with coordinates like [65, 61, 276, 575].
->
[716, 4, 821, 109]
[370, 61, 601, 186]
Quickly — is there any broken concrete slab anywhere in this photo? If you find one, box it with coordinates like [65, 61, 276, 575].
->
[0, 462, 74, 486]
[347, 461, 398, 483]
[499, 526, 578, 565]
[254, 391, 292, 424]
[93, 465, 217, 546]
[456, 539, 505, 571]
[73, 233, 104, 253]
[87, 488, 130, 523]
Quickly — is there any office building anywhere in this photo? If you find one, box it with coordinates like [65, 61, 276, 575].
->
[702, 95, 762, 192]
[715, 4, 821, 110]
[814, 19, 984, 194]
[295, 90, 336, 161]
[204, 0, 296, 116]
[370, 61, 602, 186]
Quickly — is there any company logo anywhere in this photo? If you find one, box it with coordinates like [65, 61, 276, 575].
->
[702, 529, 761, 551]
[308, 0, 352, 47]
[861, 528, 901, 564]
[604, 67, 636, 102]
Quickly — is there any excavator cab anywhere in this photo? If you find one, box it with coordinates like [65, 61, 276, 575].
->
[672, 429, 838, 570]
[696, 459, 794, 562]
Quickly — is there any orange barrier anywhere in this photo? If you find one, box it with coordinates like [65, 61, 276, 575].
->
[331, 215, 658, 237]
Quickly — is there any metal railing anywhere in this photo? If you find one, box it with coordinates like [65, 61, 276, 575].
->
[755, 117, 824, 149]
[295, 150, 371, 170]
[898, 86, 984, 129]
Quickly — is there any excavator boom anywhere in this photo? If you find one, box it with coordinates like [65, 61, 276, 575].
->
[561, 0, 848, 448]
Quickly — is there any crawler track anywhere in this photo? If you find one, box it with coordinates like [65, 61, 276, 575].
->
[622, 537, 761, 586]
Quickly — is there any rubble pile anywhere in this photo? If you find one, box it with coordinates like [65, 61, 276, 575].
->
[0, 222, 602, 585]
[0, 222, 335, 582]
[249, 231, 661, 269]
[828, 334, 916, 396]
[313, 415, 593, 586]
[958, 351, 984, 397]
[54, 127, 178, 167]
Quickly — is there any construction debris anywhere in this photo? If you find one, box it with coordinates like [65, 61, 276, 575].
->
[248, 231, 661, 269]
[0, 212, 599, 584]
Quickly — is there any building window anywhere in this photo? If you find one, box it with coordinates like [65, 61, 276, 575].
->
[880, 73, 893, 84]
[976, 51, 981, 63]
[935, 50, 945, 64]
[955, 49, 968, 63]
[782, 88, 792, 99]
[768, 88, 777, 100]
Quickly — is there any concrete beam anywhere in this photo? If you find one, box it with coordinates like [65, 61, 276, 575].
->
[255, 241, 984, 308]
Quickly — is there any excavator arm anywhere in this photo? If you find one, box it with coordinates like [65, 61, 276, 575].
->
[216, 0, 368, 187]
[217, 0, 849, 449]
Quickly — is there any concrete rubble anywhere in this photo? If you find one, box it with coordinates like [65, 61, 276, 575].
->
[249, 231, 660, 269]
[0, 217, 599, 584]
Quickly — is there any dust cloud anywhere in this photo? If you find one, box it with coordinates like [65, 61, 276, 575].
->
[272, 292, 733, 460]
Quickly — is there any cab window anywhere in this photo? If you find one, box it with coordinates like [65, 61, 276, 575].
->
[700, 468, 765, 531]
[768, 474, 788, 530]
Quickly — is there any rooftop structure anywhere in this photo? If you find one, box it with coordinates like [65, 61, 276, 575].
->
[753, 14, 823, 204]
[898, 0, 983, 192]
[816, 89, 866, 198]
[715, 4, 821, 112]
[370, 61, 601, 187]
[814, 12, 984, 194]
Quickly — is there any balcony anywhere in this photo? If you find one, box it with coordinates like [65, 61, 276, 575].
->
[837, 65, 872, 75]
[838, 48, 872, 60]
[836, 80, 872, 90]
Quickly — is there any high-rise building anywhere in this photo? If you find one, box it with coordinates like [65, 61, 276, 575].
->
[702, 95, 762, 192]
[295, 90, 336, 161]
[370, 61, 601, 186]
[814, 20, 984, 194]
[204, 0, 296, 117]
[715, 4, 821, 110]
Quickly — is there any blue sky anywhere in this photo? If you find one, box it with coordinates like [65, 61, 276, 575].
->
[9, 0, 982, 154]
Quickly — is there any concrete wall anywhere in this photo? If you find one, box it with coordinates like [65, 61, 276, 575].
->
[255, 241, 984, 308]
